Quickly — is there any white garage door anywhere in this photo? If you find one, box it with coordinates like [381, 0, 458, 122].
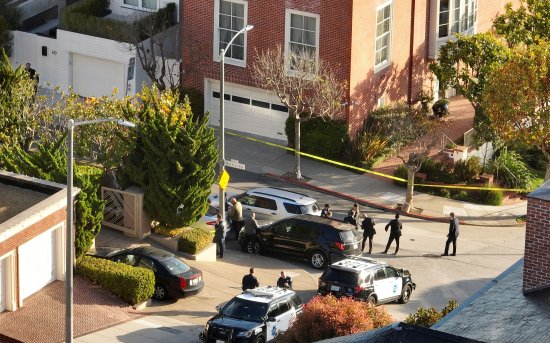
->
[0, 258, 5, 312]
[19, 229, 56, 300]
[208, 81, 288, 141]
[72, 54, 125, 98]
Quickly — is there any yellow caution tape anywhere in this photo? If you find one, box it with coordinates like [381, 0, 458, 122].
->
[226, 131, 530, 193]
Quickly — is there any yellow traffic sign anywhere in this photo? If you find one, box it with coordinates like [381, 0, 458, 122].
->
[219, 170, 230, 190]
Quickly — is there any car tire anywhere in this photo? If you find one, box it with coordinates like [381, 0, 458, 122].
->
[247, 240, 262, 254]
[253, 335, 265, 343]
[366, 295, 377, 307]
[153, 284, 168, 301]
[399, 284, 412, 304]
[310, 250, 327, 269]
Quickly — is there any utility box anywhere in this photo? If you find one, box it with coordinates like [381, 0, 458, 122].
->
[102, 186, 151, 239]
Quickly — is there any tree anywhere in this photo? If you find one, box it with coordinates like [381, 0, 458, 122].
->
[0, 0, 20, 56]
[494, 0, 550, 47]
[252, 45, 347, 179]
[276, 295, 392, 343]
[121, 85, 217, 227]
[483, 42, 550, 180]
[429, 33, 510, 144]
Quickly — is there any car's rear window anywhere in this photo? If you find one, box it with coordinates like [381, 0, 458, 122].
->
[159, 256, 191, 275]
[339, 230, 357, 242]
[323, 268, 359, 285]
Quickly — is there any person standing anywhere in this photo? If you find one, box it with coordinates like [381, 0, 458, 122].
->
[243, 212, 259, 252]
[345, 203, 360, 228]
[277, 271, 292, 289]
[361, 213, 376, 254]
[242, 267, 260, 291]
[383, 213, 402, 255]
[442, 212, 459, 256]
[214, 213, 226, 259]
[320, 204, 333, 218]
[227, 197, 243, 239]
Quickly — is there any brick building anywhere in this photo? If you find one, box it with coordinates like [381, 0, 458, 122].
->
[0, 171, 76, 312]
[180, 0, 516, 141]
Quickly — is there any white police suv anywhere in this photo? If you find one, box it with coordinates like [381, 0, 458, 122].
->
[318, 257, 416, 306]
[200, 286, 302, 343]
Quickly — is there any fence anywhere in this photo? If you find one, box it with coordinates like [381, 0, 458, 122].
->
[101, 186, 150, 239]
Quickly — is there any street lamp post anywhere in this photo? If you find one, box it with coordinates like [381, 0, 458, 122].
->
[218, 24, 253, 222]
[66, 118, 135, 343]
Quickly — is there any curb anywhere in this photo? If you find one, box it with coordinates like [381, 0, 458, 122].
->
[264, 173, 525, 228]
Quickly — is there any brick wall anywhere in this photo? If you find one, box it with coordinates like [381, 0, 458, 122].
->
[523, 194, 550, 294]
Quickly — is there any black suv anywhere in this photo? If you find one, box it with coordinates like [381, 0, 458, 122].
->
[240, 214, 362, 269]
[318, 257, 416, 306]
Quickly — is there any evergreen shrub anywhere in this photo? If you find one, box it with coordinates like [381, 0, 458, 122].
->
[76, 256, 154, 305]
[178, 228, 214, 254]
[404, 299, 458, 328]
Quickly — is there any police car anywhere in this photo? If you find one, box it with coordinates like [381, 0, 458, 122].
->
[200, 286, 302, 343]
[318, 257, 416, 306]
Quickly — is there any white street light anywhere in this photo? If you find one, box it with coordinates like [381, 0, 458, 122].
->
[66, 117, 135, 343]
[218, 24, 253, 222]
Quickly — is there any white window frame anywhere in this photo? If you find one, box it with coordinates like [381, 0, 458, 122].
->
[374, 1, 393, 73]
[437, 0, 477, 39]
[284, 9, 320, 76]
[213, 0, 249, 67]
[122, 0, 159, 12]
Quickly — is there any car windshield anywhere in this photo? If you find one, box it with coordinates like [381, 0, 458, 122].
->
[300, 202, 320, 214]
[159, 256, 190, 275]
[323, 268, 359, 285]
[221, 298, 268, 323]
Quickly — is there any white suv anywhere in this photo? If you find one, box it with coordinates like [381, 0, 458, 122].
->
[210, 187, 321, 222]
[200, 286, 303, 342]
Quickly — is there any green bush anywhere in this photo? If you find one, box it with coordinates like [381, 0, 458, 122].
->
[453, 190, 470, 202]
[453, 157, 482, 182]
[405, 299, 458, 328]
[181, 87, 204, 118]
[393, 165, 408, 187]
[479, 188, 503, 206]
[489, 149, 535, 190]
[76, 256, 154, 305]
[178, 227, 214, 254]
[285, 116, 348, 161]
[439, 188, 451, 198]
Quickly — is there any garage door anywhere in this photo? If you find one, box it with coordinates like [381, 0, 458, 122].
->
[0, 258, 5, 312]
[208, 81, 288, 141]
[72, 54, 125, 98]
[18, 229, 56, 300]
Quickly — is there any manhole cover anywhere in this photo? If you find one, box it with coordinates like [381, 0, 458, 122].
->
[423, 254, 441, 258]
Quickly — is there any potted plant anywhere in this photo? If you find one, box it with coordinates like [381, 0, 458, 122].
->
[432, 98, 450, 118]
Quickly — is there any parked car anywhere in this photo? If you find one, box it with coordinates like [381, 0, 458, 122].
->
[92, 246, 204, 301]
[200, 286, 302, 343]
[318, 256, 416, 306]
[209, 187, 321, 222]
[241, 214, 362, 269]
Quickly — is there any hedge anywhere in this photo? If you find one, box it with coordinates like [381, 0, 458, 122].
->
[76, 256, 155, 305]
[178, 227, 214, 254]
[285, 116, 348, 161]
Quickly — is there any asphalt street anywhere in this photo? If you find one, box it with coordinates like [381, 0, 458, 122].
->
[145, 168, 525, 323]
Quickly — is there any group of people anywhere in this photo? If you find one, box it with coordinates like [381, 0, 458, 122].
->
[241, 268, 292, 291]
[328, 202, 460, 256]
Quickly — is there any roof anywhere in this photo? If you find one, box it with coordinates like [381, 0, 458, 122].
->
[250, 187, 317, 204]
[433, 259, 550, 343]
[128, 246, 175, 259]
[317, 322, 484, 343]
[528, 179, 550, 202]
[238, 286, 295, 303]
[291, 214, 355, 231]
[329, 257, 386, 272]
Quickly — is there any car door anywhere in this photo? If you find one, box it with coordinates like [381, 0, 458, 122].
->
[384, 266, 403, 299]
[265, 302, 282, 341]
[268, 220, 295, 256]
[266, 300, 294, 341]
[286, 220, 315, 257]
[373, 267, 390, 301]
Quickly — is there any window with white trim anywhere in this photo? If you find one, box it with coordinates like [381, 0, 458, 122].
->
[214, 0, 248, 64]
[123, 0, 158, 11]
[438, 0, 477, 38]
[375, 3, 392, 69]
[285, 9, 319, 72]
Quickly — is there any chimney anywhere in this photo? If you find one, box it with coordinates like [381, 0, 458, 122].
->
[523, 179, 550, 294]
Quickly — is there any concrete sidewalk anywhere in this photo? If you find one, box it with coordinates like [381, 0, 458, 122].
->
[223, 130, 527, 227]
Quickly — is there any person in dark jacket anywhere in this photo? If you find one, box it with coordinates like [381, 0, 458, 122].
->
[345, 203, 360, 229]
[214, 214, 226, 259]
[320, 204, 333, 218]
[383, 213, 402, 255]
[361, 213, 376, 254]
[442, 212, 459, 256]
[276, 271, 292, 289]
[242, 268, 260, 291]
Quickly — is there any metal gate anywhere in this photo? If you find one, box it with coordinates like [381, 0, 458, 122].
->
[101, 186, 150, 239]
